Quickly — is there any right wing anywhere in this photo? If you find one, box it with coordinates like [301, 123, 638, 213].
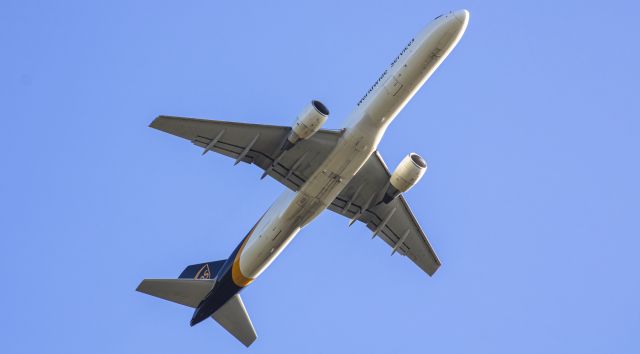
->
[328, 151, 441, 276]
[150, 116, 342, 191]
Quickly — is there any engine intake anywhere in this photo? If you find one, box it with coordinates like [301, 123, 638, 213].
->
[286, 100, 329, 148]
[383, 153, 427, 203]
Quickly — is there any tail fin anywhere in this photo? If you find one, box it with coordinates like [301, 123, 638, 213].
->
[136, 260, 226, 307]
[212, 294, 257, 347]
[137, 259, 257, 346]
[179, 260, 226, 279]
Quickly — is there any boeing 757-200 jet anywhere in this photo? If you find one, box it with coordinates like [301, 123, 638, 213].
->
[138, 10, 469, 347]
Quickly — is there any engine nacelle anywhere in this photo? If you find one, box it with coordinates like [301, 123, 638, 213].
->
[287, 100, 329, 147]
[383, 153, 427, 203]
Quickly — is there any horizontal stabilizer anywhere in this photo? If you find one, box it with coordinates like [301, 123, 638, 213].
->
[136, 279, 214, 308]
[212, 294, 257, 347]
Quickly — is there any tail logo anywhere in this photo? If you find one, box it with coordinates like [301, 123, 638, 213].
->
[194, 264, 211, 279]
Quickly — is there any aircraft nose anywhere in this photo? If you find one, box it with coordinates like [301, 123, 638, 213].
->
[452, 9, 470, 24]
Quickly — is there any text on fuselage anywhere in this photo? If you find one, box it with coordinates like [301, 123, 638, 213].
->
[357, 38, 414, 106]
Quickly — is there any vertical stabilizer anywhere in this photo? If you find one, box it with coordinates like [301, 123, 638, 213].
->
[179, 260, 227, 279]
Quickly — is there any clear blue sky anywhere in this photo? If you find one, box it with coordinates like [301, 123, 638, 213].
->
[1, 1, 638, 353]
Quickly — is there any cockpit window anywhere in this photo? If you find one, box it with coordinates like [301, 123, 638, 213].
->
[434, 14, 443, 19]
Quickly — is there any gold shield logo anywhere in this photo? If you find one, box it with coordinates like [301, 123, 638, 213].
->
[194, 264, 211, 279]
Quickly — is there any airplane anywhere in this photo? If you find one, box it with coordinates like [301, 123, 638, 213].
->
[137, 9, 469, 347]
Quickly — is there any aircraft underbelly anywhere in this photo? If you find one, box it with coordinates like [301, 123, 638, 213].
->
[237, 12, 468, 282]
[238, 131, 377, 279]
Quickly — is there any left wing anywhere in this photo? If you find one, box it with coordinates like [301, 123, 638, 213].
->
[328, 152, 441, 276]
[150, 115, 342, 191]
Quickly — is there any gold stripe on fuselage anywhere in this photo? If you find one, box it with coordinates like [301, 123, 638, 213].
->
[231, 222, 258, 287]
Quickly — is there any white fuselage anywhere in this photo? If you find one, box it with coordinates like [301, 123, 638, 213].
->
[235, 11, 469, 284]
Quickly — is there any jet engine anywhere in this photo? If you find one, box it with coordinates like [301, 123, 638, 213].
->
[382, 153, 427, 203]
[284, 100, 329, 149]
